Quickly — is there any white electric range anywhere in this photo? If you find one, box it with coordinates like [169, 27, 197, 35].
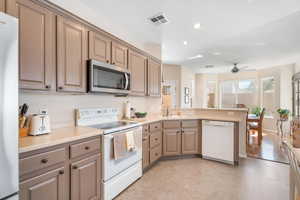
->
[76, 108, 142, 200]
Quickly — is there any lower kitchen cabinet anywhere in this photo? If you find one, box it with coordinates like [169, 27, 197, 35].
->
[163, 129, 181, 156]
[182, 128, 199, 154]
[20, 167, 66, 200]
[71, 154, 101, 200]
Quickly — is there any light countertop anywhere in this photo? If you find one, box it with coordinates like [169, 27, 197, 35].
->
[19, 126, 102, 154]
[19, 113, 245, 153]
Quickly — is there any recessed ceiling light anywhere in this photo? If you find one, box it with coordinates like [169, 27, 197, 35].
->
[213, 52, 221, 55]
[188, 54, 203, 60]
[183, 41, 188, 45]
[193, 23, 201, 29]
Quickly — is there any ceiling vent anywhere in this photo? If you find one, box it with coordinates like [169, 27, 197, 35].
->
[149, 12, 169, 25]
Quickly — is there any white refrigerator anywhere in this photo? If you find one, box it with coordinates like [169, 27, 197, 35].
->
[0, 12, 19, 200]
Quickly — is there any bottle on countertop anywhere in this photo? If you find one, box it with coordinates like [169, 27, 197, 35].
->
[124, 101, 131, 119]
[130, 107, 136, 119]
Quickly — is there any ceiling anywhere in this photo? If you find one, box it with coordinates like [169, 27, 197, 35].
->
[75, 0, 300, 73]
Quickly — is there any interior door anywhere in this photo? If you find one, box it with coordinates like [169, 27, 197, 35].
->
[88, 31, 111, 63]
[181, 128, 199, 154]
[128, 50, 147, 96]
[19, 167, 66, 200]
[57, 16, 87, 92]
[17, 0, 56, 90]
[163, 129, 181, 156]
[71, 155, 101, 200]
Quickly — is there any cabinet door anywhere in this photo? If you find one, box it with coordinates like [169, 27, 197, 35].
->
[111, 41, 128, 68]
[0, 0, 4, 12]
[163, 129, 181, 156]
[148, 58, 161, 97]
[71, 154, 101, 200]
[88, 31, 111, 63]
[57, 16, 87, 93]
[128, 50, 147, 96]
[20, 167, 66, 200]
[14, 0, 56, 90]
[142, 135, 150, 169]
[182, 128, 199, 154]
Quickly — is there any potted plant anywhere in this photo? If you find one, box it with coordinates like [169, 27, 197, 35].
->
[251, 107, 262, 117]
[277, 108, 290, 121]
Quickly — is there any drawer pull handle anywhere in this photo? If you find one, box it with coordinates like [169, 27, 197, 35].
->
[59, 170, 64, 175]
[155, 138, 158, 141]
[155, 153, 158, 156]
[45, 85, 51, 89]
[176, 131, 180, 133]
[85, 146, 90, 150]
[155, 126, 158, 128]
[41, 159, 48, 164]
[73, 165, 78, 170]
[142, 138, 147, 141]
[106, 60, 109, 63]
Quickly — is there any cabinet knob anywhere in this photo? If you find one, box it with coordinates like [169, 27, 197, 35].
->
[73, 165, 78, 170]
[155, 126, 158, 129]
[41, 158, 48, 164]
[112, 62, 115, 65]
[58, 86, 63, 90]
[59, 170, 64, 175]
[155, 153, 158, 156]
[85, 146, 90, 150]
[106, 60, 109, 63]
[45, 85, 51, 89]
[142, 138, 147, 141]
[176, 131, 180, 134]
[155, 138, 158, 141]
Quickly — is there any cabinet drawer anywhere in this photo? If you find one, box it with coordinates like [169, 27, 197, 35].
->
[163, 120, 181, 129]
[149, 122, 162, 132]
[20, 148, 66, 176]
[150, 131, 162, 149]
[143, 124, 150, 138]
[150, 144, 162, 163]
[70, 138, 101, 159]
[182, 120, 199, 128]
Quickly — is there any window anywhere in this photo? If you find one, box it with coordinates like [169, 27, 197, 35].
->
[261, 77, 275, 117]
[206, 80, 216, 108]
[220, 79, 256, 108]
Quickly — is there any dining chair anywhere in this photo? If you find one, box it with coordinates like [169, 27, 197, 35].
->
[248, 108, 266, 145]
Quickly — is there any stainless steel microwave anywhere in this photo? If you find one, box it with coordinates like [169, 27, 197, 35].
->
[88, 59, 130, 94]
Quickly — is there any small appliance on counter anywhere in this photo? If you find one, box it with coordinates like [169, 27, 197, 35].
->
[29, 112, 51, 136]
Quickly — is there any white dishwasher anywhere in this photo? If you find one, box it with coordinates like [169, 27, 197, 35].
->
[202, 120, 234, 164]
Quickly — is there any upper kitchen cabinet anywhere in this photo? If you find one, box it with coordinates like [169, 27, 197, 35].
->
[128, 50, 147, 96]
[111, 41, 128, 69]
[88, 31, 111, 63]
[148, 58, 161, 97]
[57, 16, 88, 93]
[8, 0, 56, 90]
[0, 0, 4, 12]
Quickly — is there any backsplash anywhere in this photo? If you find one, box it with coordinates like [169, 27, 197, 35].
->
[20, 92, 162, 129]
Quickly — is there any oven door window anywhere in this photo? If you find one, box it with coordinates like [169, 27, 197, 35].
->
[93, 66, 126, 89]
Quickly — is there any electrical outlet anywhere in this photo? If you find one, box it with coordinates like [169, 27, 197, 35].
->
[39, 108, 48, 115]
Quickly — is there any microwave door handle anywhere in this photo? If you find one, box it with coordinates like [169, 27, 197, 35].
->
[125, 73, 129, 90]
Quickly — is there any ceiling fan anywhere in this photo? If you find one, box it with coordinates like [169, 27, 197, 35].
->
[231, 63, 255, 73]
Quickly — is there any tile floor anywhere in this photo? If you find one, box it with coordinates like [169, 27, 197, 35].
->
[115, 157, 289, 200]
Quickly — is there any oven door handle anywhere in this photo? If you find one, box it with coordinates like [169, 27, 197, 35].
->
[124, 73, 129, 90]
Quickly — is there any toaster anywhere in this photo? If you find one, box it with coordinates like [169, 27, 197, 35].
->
[29, 114, 51, 136]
